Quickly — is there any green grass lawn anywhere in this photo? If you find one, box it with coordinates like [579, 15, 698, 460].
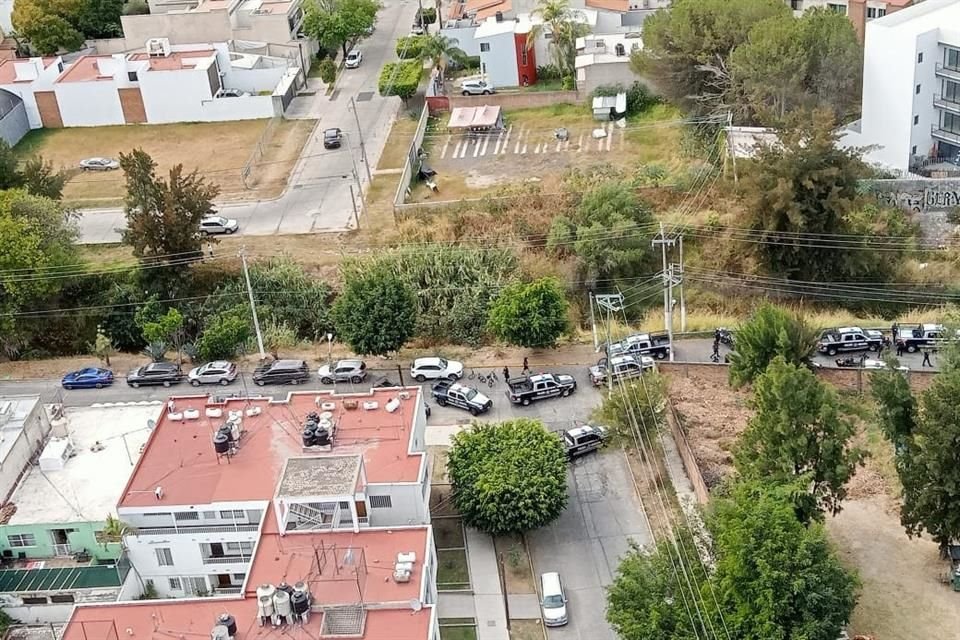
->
[437, 548, 470, 589]
[433, 516, 466, 549]
[440, 625, 479, 640]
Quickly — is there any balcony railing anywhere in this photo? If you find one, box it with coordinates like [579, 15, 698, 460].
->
[202, 556, 252, 565]
[934, 94, 960, 114]
[932, 125, 960, 144]
[0, 553, 130, 593]
[936, 63, 960, 82]
[134, 524, 259, 536]
[214, 586, 243, 594]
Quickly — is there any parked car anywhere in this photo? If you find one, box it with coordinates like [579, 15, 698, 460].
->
[588, 354, 655, 386]
[215, 88, 250, 98]
[252, 359, 310, 386]
[127, 362, 182, 388]
[410, 357, 464, 382]
[461, 80, 495, 96]
[323, 128, 343, 149]
[506, 373, 576, 406]
[188, 361, 238, 386]
[200, 215, 239, 235]
[540, 572, 568, 627]
[562, 424, 608, 460]
[345, 49, 362, 68]
[607, 331, 671, 360]
[318, 359, 367, 384]
[431, 380, 492, 416]
[79, 157, 120, 171]
[61, 367, 114, 390]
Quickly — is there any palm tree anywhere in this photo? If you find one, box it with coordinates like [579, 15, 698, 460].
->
[418, 33, 468, 82]
[526, 0, 588, 82]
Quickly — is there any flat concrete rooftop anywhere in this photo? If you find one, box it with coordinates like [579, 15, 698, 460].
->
[7, 404, 160, 526]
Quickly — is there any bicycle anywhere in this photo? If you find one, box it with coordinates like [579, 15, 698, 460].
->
[486, 370, 498, 388]
[468, 369, 476, 380]
[477, 371, 489, 385]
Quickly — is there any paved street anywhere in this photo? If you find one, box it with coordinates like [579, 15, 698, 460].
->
[78, 0, 417, 244]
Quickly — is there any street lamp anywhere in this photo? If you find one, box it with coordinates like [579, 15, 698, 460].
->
[326, 333, 334, 367]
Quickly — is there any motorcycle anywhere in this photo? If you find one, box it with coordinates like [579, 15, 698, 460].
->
[835, 357, 863, 368]
[715, 327, 734, 346]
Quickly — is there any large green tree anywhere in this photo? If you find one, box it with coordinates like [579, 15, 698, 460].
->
[745, 112, 910, 282]
[20, 156, 68, 200]
[447, 418, 568, 535]
[196, 307, 252, 361]
[710, 480, 859, 640]
[869, 364, 916, 455]
[727, 303, 817, 386]
[13, 0, 122, 54]
[302, 0, 379, 57]
[331, 267, 416, 356]
[735, 356, 864, 522]
[630, 0, 788, 117]
[526, 0, 589, 84]
[730, 9, 861, 126]
[119, 148, 219, 263]
[488, 278, 569, 349]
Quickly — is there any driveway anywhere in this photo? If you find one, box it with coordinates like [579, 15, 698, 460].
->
[77, 0, 418, 244]
[528, 448, 652, 640]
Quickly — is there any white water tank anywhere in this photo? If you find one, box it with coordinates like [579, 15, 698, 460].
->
[273, 589, 292, 618]
[257, 595, 274, 619]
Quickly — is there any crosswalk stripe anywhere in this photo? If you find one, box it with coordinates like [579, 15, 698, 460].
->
[501, 126, 512, 154]
[479, 136, 489, 156]
[555, 139, 562, 152]
[460, 140, 469, 159]
[515, 128, 524, 154]
[534, 142, 541, 154]
[606, 123, 613, 151]
[451, 140, 461, 159]
[440, 135, 451, 159]
[493, 131, 503, 154]
[577, 133, 584, 152]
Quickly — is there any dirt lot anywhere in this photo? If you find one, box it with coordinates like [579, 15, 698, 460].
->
[665, 370, 960, 639]
[14, 119, 315, 205]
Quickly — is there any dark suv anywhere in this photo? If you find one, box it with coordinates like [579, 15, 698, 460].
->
[252, 359, 311, 386]
[127, 362, 183, 388]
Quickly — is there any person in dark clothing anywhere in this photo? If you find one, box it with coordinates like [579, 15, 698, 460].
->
[876, 342, 884, 358]
[503, 366, 510, 381]
[522, 357, 530, 374]
[922, 349, 933, 367]
[711, 341, 720, 363]
[896, 340, 904, 357]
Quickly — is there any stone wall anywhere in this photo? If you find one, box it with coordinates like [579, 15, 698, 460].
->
[864, 178, 960, 213]
[447, 90, 581, 111]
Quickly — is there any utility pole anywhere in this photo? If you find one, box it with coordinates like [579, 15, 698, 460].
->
[652, 223, 680, 362]
[589, 292, 598, 351]
[240, 247, 266, 361]
[349, 96, 373, 184]
[678, 235, 686, 333]
[726, 110, 738, 186]
[594, 293, 624, 394]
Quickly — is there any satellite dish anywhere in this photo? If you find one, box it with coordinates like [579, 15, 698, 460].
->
[408, 598, 422, 612]
[147, 419, 156, 430]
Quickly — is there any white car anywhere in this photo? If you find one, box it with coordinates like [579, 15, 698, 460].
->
[188, 361, 239, 386]
[79, 157, 120, 171]
[410, 357, 464, 382]
[200, 215, 239, 235]
[461, 79, 495, 96]
[540, 572, 568, 627]
[345, 49, 362, 68]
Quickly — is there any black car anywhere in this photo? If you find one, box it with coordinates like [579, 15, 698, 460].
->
[252, 359, 310, 386]
[431, 380, 493, 416]
[127, 362, 183, 388]
[323, 128, 343, 149]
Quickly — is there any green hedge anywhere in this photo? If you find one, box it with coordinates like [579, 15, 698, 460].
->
[396, 35, 427, 59]
[378, 60, 422, 100]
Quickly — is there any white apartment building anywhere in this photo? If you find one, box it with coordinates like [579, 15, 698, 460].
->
[117, 387, 431, 599]
[839, 0, 960, 174]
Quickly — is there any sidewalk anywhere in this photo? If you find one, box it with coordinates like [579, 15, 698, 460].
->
[464, 527, 510, 640]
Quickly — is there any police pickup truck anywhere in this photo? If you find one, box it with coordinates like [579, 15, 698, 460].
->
[561, 424, 608, 460]
[816, 327, 884, 356]
[895, 324, 957, 353]
[589, 355, 655, 386]
[506, 373, 576, 406]
[607, 332, 671, 360]
[431, 380, 493, 416]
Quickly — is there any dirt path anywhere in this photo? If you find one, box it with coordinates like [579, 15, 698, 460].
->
[826, 496, 960, 639]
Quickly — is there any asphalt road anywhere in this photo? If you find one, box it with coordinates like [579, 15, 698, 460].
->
[77, 0, 417, 244]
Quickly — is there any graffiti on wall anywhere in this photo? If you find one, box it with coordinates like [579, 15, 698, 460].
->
[867, 179, 960, 213]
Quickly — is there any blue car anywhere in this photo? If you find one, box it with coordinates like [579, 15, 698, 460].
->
[61, 367, 114, 390]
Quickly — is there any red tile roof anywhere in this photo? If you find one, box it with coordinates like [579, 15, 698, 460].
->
[128, 49, 216, 71]
[118, 388, 426, 509]
[55, 55, 116, 83]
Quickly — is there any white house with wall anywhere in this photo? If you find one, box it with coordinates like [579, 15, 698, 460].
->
[0, 59, 65, 131]
[117, 388, 432, 599]
[575, 32, 641, 94]
[839, 0, 960, 174]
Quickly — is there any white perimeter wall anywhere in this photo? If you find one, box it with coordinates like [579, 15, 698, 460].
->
[479, 32, 519, 87]
[138, 68, 277, 123]
[225, 66, 287, 94]
[55, 82, 125, 127]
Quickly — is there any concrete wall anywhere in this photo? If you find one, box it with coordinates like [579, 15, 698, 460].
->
[447, 90, 581, 110]
[442, 25, 480, 57]
[0, 521, 120, 562]
[864, 177, 960, 211]
[576, 60, 633, 95]
[227, 65, 289, 94]
[0, 402, 49, 505]
[478, 31, 519, 88]
[55, 82, 125, 127]
[121, 12, 233, 48]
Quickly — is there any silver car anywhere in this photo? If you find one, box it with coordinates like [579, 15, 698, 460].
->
[79, 157, 120, 171]
[461, 80, 495, 96]
[318, 359, 367, 384]
[188, 361, 238, 386]
[345, 49, 362, 68]
[540, 572, 568, 626]
[200, 215, 239, 235]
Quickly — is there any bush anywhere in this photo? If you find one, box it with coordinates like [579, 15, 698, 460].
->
[727, 303, 818, 387]
[122, 0, 150, 14]
[318, 57, 336, 84]
[561, 75, 575, 90]
[417, 6, 436, 24]
[196, 308, 251, 361]
[396, 35, 427, 59]
[378, 60, 422, 100]
[537, 63, 561, 81]
[331, 268, 417, 356]
[448, 419, 568, 535]
[592, 81, 658, 115]
[488, 278, 569, 348]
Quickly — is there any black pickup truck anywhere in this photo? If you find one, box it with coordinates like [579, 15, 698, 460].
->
[816, 326, 884, 356]
[505, 373, 576, 406]
[895, 324, 955, 353]
[431, 380, 493, 416]
[607, 332, 671, 360]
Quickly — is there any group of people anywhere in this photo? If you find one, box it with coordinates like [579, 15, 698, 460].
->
[502, 357, 531, 382]
[890, 322, 934, 367]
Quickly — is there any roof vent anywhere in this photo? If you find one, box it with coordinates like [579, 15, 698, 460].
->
[393, 551, 417, 583]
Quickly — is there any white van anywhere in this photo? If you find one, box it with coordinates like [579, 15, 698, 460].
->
[540, 572, 568, 626]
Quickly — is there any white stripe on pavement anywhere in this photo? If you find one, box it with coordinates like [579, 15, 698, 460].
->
[501, 126, 512, 154]
[493, 130, 504, 155]
[479, 136, 489, 156]
[440, 135, 451, 159]
[577, 133, 584, 152]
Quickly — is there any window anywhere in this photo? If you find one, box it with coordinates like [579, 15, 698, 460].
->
[50, 594, 75, 604]
[219, 510, 244, 520]
[790, 0, 801, 9]
[918, 52, 924, 63]
[22, 596, 47, 605]
[878, 8, 885, 16]
[521, 48, 528, 66]
[8, 534, 35, 547]
[185, 577, 207, 595]
[827, 3, 845, 14]
[246, 509, 262, 522]
[914, 115, 920, 125]
[202, 511, 216, 519]
[479, 42, 490, 52]
[144, 512, 171, 519]
[369, 495, 392, 509]
[916, 84, 922, 94]
[232, 573, 246, 581]
[174, 511, 199, 521]
[946, 80, 960, 103]
[867, 6, 885, 18]
[912, 145, 918, 155]
[155, 548, 174, 566]
[127, 71, 138, 81]
[338, 501, 350, 509]
[169, 578, 182, 590]
[943, 111, 960, 134]
[948, 47, 960, 71]
[224, 541, 254, 554]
